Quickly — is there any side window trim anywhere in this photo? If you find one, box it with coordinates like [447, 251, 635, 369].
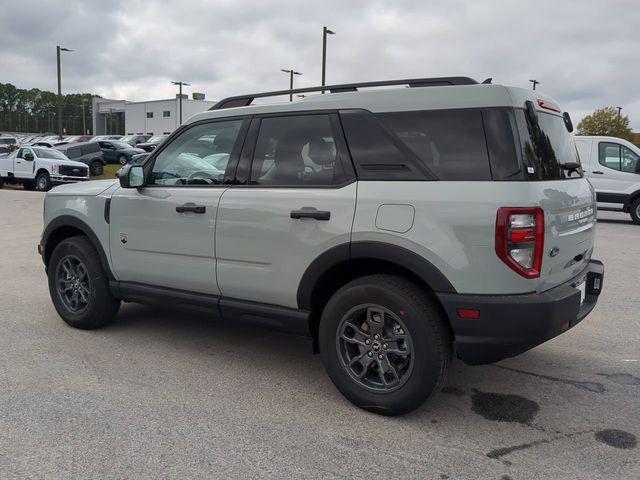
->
[233, 110, 355, 188]
[142, 116, 251, 188]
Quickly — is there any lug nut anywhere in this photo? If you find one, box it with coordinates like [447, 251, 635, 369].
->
[383, 343, 388, 349]
[365, 339, 371, 345]
[378, 354, 384, 360]
[367, 351, 373, 357]
[374, 334, 380, 340]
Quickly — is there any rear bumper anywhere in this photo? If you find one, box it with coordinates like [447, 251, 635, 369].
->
[437, 259, 604, 365]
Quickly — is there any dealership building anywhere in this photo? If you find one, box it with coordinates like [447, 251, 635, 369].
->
[91, 93, 217, 136]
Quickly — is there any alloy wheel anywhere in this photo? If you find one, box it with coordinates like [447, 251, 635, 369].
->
[336, 305, 414, 392]
[56, 255, 91, 313]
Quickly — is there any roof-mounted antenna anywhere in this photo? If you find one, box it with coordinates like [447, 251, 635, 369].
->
[481, 78, 492, 84]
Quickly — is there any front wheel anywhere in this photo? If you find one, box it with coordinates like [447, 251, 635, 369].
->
[36, 171, 52, 191]
[117, 154, 128, 165]
[630, 197, 640, 225]
[319, 275, 451, 416]
[48, 236, 120, 329]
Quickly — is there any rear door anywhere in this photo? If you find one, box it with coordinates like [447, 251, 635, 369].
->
[514, 108, 596, 291]
[109, 118, 248, 294]
[216, 112, 357, 309]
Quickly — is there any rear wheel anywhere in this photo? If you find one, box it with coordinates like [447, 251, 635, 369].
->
[630, 198, 640, 225]
[117, 154, 128, 165]
[36, 171, 52, 191]
[319, 274, 451, 416]
[90, 161, 104, 176]
[48, 236, 120, 329]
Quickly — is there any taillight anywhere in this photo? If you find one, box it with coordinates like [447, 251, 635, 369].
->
[495, 207, 544, 278]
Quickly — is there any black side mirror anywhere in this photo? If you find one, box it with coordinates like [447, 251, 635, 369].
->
[24, 152, 34, 161]
[118, 164, 145, 188]
[563, 112, 574, 133]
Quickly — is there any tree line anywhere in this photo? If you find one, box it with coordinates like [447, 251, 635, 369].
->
[0, 83, 95, 135]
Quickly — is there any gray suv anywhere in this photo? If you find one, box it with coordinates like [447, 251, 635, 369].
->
[56, 142, 106, 176]
[38, 77, 604, 415]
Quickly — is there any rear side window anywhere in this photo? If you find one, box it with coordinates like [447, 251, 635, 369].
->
[81, 143, 100, 155]
[66, 148, 81, 159]
[377, 109, 491, 180]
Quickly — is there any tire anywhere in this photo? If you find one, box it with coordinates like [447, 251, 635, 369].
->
[36, 171, 52, 191]
[630, 197, 640, 225]
[117, 155, 128, 166]
[0, 177, 4, 189]
[48, 236, 120, 329]
[90, 161, 104, 176]
[319, 274, 451, 416]
[23, 181, 35, 191]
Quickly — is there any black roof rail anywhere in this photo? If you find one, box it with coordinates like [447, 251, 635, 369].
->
[210, 76, 479, 110]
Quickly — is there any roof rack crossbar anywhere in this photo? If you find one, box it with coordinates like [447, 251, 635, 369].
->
[210, 76, 479, 110]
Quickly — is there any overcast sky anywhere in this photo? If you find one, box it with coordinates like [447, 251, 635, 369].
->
[2, 0, 639, 128]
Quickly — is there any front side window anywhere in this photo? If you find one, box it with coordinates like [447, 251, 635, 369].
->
[599, 143, 640, 173]
[250, 115, 338, 186]
[149, 120, 242, 186]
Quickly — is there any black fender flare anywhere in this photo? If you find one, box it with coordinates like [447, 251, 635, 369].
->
[296, 241, 456, 310]
[41, 215, 114, 280]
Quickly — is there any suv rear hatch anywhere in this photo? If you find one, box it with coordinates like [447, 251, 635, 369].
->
[513, 100, 596, 292]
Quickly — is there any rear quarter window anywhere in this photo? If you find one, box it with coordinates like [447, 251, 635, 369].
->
[66, 147, 81, 159]
[81, 143, 100, 155]
[377, 109, 492, 181]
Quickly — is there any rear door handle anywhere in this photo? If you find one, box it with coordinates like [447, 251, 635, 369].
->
[592, 171, 604, 175]
[176, 203, 206, 214]
[290, 208, 331, 221]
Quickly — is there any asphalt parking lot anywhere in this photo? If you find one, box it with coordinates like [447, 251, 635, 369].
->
[0, 188, 638, 479]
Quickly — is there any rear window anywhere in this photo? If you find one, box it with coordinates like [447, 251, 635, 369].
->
[81, 143, 100, 155]
[514, 110, 582, 180]
[377, 109, 492, 180]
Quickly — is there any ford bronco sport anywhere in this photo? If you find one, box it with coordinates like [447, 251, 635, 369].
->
[39, 77, 604, 415]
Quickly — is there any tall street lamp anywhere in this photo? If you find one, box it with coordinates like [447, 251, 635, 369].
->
[321, 26, 335, 92]
[281, 69, 302, 102]
[616, 106, 623, 120]
[57, 46, 73, 139]
[529, 79, 540, 91]
[81, 98, 87, 134]
[171, 81, 190, 125]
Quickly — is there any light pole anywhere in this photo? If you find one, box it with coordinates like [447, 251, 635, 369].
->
[57, 46, 73, 139]
[616, 106, 623, 120]
[171, 81, 190, 125]
[529, 79, 540, 91]
[321, 26, 335, 92]
[81, 98, 86, 134]
[281, 69, 302, 101]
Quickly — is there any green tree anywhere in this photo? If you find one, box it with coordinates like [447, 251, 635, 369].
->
[576, 107, 633, 141]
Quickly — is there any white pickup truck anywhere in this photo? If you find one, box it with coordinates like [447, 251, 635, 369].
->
[0, 146, 90, 191]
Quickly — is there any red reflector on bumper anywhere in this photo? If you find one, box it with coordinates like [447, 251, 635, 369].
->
[457, 308, 480, 320]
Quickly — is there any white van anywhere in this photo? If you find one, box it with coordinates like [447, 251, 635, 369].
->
[574, 136, 640, 224]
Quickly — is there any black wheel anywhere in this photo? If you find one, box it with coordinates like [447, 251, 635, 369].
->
[319, 275, 451, 416]
[36, 171, 52, 191]
[630, 198, 640, 225]
[23, 181, 35, 191]
[90, 161, 104, 176]
[48, 236, 120, 329]
[117, 154, 128, 165]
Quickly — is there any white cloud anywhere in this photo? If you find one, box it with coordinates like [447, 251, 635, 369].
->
[1, 0, 639, 127]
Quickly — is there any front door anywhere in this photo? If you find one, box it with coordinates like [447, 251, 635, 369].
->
[591, 141, 640, 207]
[15, 147, 35, 178]
[109, 118, 248, 294]
[216, 113, 357, 309]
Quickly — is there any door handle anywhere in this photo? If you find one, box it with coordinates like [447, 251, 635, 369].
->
[592, 171, 604, 175]
[176, 203, 206, 214]
[290, 208, 331, 220]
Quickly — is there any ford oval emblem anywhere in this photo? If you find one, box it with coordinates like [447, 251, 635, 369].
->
[549, 247, 560, 257]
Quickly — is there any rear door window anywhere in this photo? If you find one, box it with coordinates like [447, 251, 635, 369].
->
[377, 109, 492, 180]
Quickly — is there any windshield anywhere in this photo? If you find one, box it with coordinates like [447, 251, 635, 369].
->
[120, 136, 136, 143]
[33, 148, 68, 160]
[515, 110, 582, 180]
[148, 136, 166, 143]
